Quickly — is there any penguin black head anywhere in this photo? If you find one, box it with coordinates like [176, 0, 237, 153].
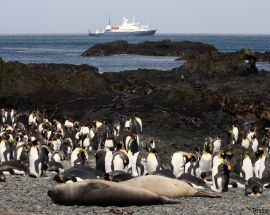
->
[222, 162, 232, 175]
[225, 150, 233, 161]
[149, 148, 157, 154]
[104, 173, 113, 181]
[245, 179, 263, 198]
[255, 147, 264, 158]
[53, 174, 65, 183]
[116, 141, 124, 150]
[220, 151, 226, 158]
[32, 140, 38, 146]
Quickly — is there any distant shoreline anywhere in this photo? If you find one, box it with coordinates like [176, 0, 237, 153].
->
[1, 33, 270, 36]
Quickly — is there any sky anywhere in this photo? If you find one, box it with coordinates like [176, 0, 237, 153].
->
[1, 0, 270, 34]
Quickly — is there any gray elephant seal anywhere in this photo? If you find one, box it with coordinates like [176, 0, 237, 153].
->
[121, 175, 220, 198]
[48, 179, 180, 206]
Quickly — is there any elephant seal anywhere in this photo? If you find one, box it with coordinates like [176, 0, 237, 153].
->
[121, 175, 220, 198]
[48, 179, 180, 206]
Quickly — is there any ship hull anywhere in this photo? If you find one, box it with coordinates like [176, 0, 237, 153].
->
[90, 30, 156, 36]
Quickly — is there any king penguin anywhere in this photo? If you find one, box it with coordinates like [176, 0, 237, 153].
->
[28, 143, 50, 177]
[240, 150, 254, 181]
[111, 142, 129, 172]
[170, 151, 193, 178]
[146, 148, 162, 174]
[199, 138, 213, 176]
[211, 160, 231, 192]
[70, 147, 88, 167]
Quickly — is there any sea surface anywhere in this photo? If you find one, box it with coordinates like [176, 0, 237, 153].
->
[0, 34, 270, 72]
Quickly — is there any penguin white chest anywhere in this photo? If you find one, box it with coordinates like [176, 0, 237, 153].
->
[232, 127, 239, 142]
[126, 151, 134, 170]
[199, 153, 212, 173]
[83, 137, 90, 148]
[171, 153, 185, 177]
[146, 153, 158, 174]
[241, 139, 250, 149]
[113, 155, 124, 171]
[242, 157, 253, 180]
[16, 146, 24, 160]
[105, 139, 114, 150]
[29, 147, 40, 177]
[254, 159, 261, 178]
[211, 177, 222, 193]
[125, 136, 132, 151]
[0, 141, 7, 162]
[105, 151, 113, 173]
[247, 132, 255, 142]
[213, 140, 221, 153]
[80, 126, 90, 135]
[259, 156, 266, 178]
[211, 157, 223, 181]
[131, 152, 140, 177]
[53, 153, 62, 163]
[70, 149, 79, 167]
[251, 139, 258, 152]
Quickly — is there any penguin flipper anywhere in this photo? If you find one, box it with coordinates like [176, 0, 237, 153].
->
[194, 191, 221, 198]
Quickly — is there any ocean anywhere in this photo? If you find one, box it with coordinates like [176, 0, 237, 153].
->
[0, 34, 270, 72]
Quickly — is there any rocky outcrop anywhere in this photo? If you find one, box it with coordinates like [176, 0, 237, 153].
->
[0, 59, 111, 113]
[0, 60, 108, 98]
[82, 40, 218, 59]
[82, 40, 270, 64]
[255, 51, 270, 61]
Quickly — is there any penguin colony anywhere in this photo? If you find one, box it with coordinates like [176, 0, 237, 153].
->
[0, 108, 270, 206]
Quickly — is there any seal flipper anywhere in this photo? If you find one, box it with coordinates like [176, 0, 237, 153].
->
[159, 196, 180, 204]
[194, 191, 221, 198]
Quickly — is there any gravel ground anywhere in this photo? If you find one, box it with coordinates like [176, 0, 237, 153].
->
[0, 173, 269, 215]
[0, 135, 269, 215]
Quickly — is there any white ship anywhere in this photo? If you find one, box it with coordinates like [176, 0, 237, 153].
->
[89, 16, 156, 36]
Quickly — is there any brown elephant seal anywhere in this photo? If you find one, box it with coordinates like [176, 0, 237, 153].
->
[48, 179, 180, 206]
[121, 175, 220, 198]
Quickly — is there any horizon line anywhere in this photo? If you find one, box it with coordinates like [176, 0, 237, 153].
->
[1, 32, 270, 36]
